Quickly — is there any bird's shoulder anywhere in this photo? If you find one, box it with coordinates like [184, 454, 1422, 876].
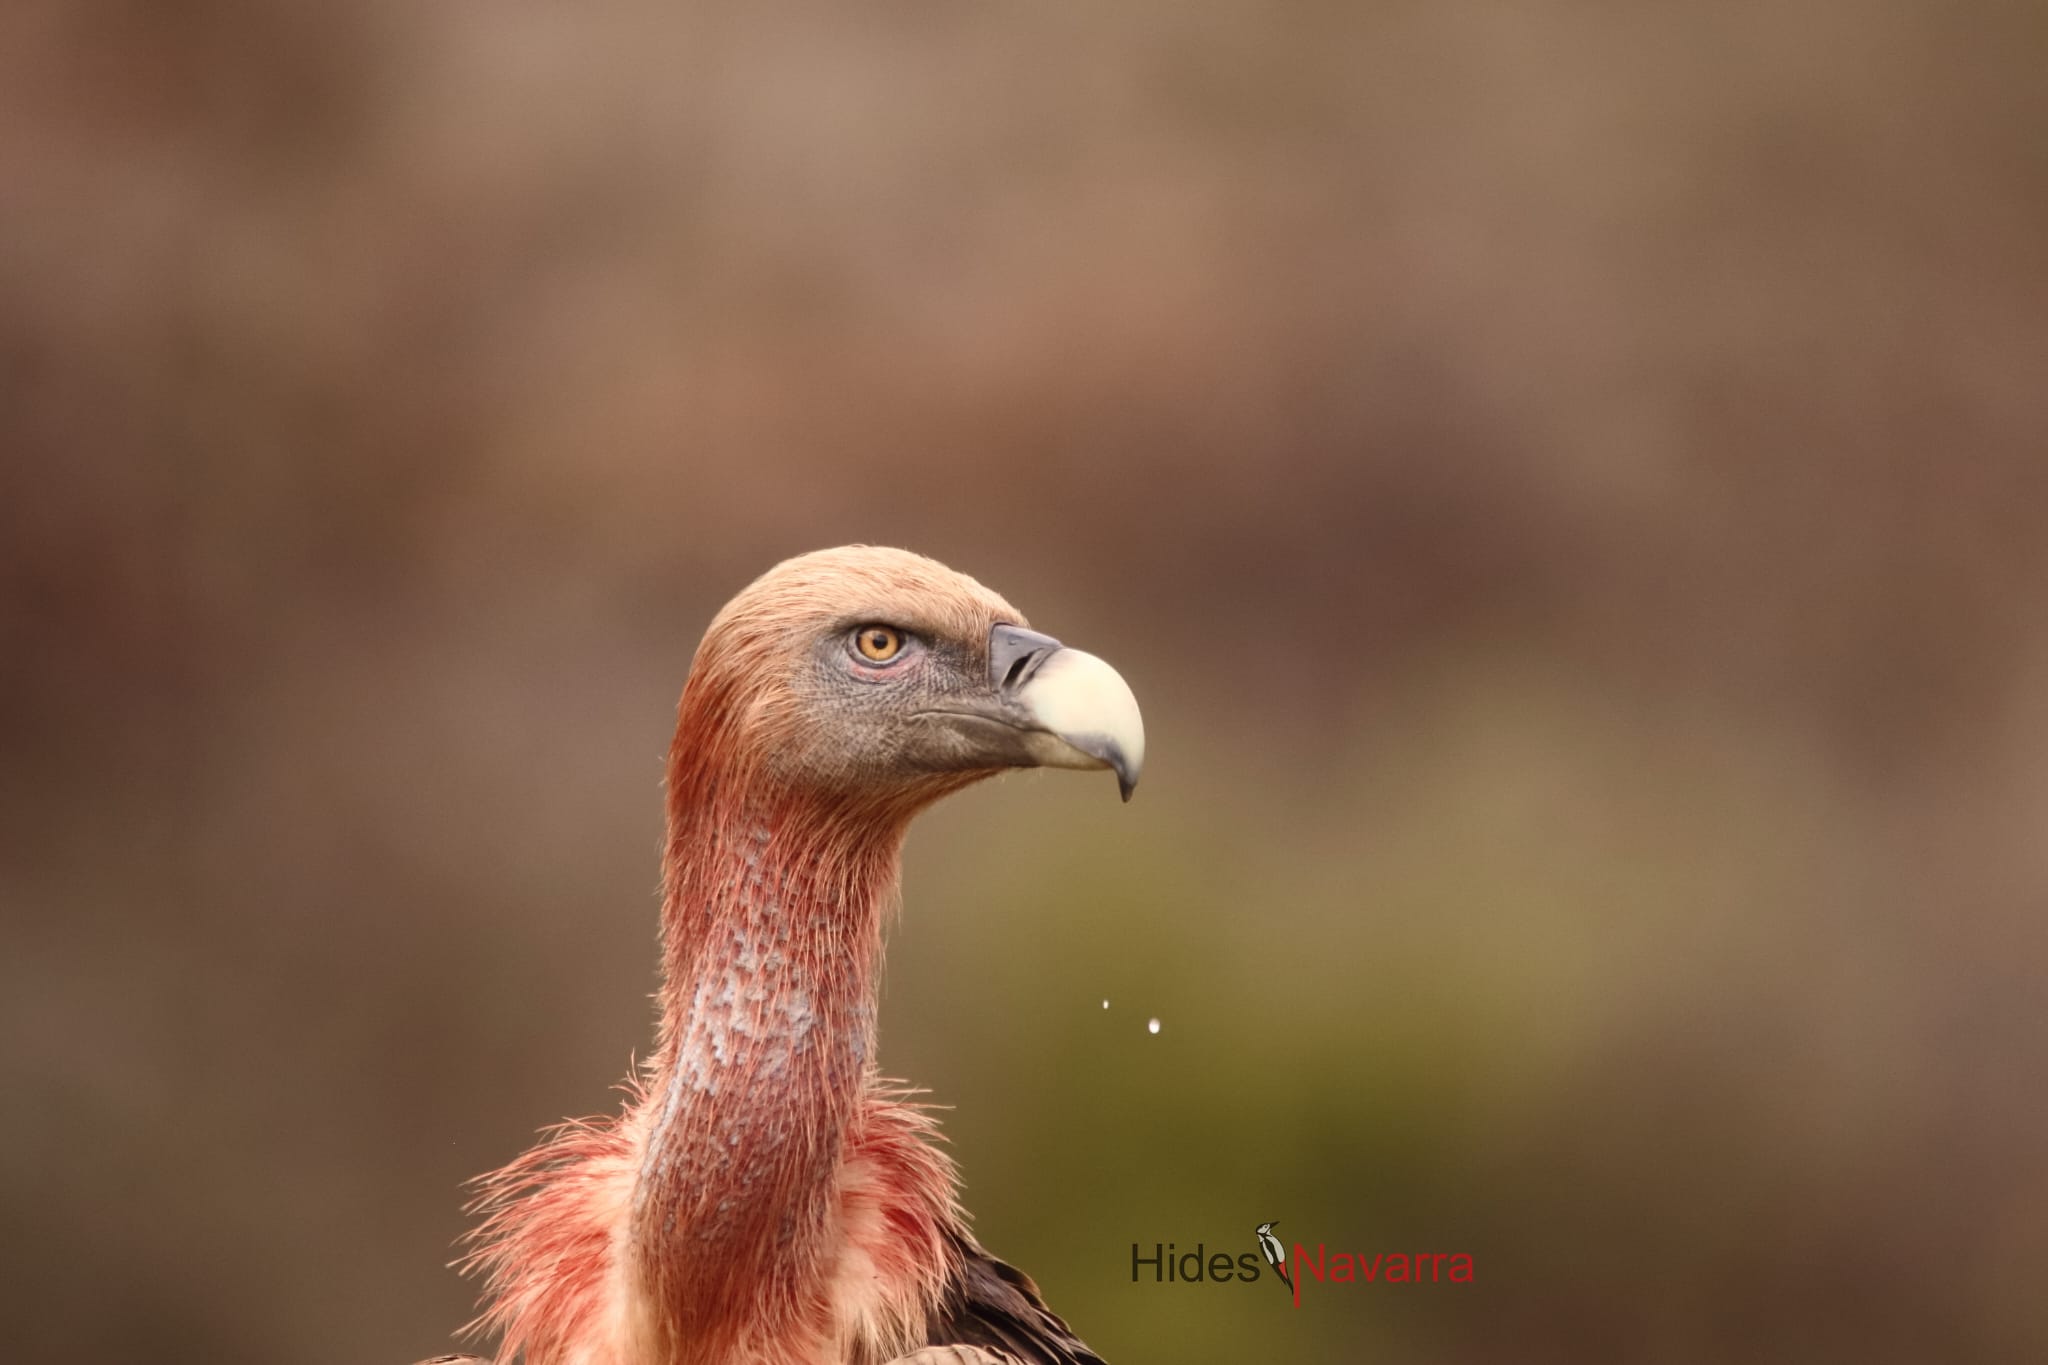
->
[916, 1228, 1107, 1365]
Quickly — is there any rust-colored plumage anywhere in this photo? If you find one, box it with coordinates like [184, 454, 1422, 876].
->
[418, 548, 1141, 1365]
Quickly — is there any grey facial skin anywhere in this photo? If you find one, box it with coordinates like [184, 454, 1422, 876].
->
[787, 620, 1145, 803]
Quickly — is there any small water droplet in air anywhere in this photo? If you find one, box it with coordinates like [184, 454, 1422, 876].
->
[1147, 1018, 1161, 1034]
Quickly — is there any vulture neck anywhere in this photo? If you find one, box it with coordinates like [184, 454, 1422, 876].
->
[634, 748, 909, 1354]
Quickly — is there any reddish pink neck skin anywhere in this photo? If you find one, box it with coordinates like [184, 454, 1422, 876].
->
[630, 723, 931, 1359]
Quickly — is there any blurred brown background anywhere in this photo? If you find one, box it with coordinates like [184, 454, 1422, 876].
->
[5, 2, 2047, 1362]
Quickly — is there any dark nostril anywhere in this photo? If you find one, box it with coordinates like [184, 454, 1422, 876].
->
[988, 623, 1063, 692]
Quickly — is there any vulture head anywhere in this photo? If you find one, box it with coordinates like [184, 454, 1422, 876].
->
[676, 545, 1145, 811]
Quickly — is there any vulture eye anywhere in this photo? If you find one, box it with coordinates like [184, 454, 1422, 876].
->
[852, 625, 905, 663]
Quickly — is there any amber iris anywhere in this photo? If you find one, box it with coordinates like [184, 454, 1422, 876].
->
[854, 626, 904, 662]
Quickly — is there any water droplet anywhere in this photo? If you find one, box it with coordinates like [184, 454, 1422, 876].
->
[1147, 1018, 1161, 1034]
[1101, 999, 1110, 1009]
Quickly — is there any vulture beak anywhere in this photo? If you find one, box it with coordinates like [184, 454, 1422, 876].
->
[988, 624, 1146, 801]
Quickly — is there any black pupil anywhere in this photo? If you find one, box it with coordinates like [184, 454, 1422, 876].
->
[868, 631, 891, 653]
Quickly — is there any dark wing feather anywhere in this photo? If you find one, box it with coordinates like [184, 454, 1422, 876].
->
[920, 1228, 1108, 1365]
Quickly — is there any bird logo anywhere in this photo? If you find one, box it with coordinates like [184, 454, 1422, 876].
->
[1255, 1221, 1292, 1294]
